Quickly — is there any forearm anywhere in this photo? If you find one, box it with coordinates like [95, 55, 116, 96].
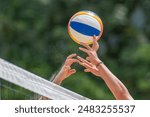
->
[97, 63, 133, 100]
[52, 72, 64, 85]
[39, 71, 64, 100]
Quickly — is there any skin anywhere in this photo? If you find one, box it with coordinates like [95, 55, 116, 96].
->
[53, 53, 79, 85]
[39, 54, 78, 100]
[77, 36, 133, 100]
[40, 36, 133, 100]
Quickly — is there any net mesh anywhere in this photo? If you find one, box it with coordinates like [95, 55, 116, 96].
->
[0, 58, 89, 100]
[0, 79, 40, 100]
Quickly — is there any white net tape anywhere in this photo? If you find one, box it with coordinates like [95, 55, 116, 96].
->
[0, 58, 89, 100]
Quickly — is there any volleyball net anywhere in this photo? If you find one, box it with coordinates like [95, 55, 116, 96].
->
[0, 58, 89, 100]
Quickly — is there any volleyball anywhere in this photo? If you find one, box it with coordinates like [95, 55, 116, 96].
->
[68, 10, 103, 44]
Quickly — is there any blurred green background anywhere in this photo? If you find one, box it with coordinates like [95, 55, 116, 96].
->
[0, 0, 150, 99]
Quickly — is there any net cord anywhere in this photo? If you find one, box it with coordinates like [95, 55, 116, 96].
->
[0, 58, 89, 100]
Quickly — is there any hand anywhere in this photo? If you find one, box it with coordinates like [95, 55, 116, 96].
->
[61, 53, 79, 78]
[79, 35, 101, 66]
[53, 54, 79, 84]
[77, 56, 101, 77]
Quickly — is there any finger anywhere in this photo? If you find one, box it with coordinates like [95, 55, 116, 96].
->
[69, 59, 80, 63]
[94, 35, 99, 41]
[67, 53, 77, 59]
[79, 62, 93, 70]
[65, 59, 79, 66]
[79, 47, 90, 55]
[70, 69, 76, 73]
[66, 69, 76, 78]
[86, 57, 93, 63]
[64, 66, 71, 70]
[68, 69, 76, 76]
[84, 69, 90, 72]
[92, 35, 99, 51]
[80, 42, 92, 50]
[77, 56, 92, 66]
[86, 57, 90, 61]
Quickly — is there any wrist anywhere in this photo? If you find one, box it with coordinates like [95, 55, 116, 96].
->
[53, 76, 63, 85]
[52, 71, 65, 85]
[96, 61, 103, 67]
[95, 62, 106, 79]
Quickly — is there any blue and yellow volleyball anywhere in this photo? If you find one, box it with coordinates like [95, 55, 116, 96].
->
[68, 11, 103, 44]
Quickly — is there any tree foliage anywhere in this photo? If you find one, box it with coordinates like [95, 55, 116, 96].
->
[0, 0, 150, 99]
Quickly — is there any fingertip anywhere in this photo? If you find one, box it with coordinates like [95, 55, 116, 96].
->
[79, 62, 83, 65]
[77, 56, 80, 58]
[67, 53, 77, 59]
[71, 69, 76, 74]
[86, 57, 89, 60]
[72, 53, 77, 56]
[84, 69, 89, 72]
[72, 68, 76, 72]
[93, 35, 96, 38]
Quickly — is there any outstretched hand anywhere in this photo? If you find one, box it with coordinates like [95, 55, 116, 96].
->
[53, 53, 79, 85]
[77, 36, 103, 76]
[53, 36, 102, 84]
[61, 53, 79, 78]
[79, 36, 101, 66]
[62, 54, 79, 78]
